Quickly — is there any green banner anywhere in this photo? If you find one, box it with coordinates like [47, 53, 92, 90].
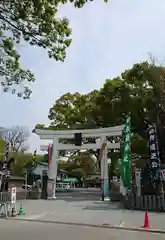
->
[121, 113, 131, 186]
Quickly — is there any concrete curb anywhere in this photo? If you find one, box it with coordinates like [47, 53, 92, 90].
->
[5, 217, 165, 234]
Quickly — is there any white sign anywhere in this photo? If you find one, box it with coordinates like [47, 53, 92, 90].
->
[151, 161, 158, 168]
[11, 187, 16, 204]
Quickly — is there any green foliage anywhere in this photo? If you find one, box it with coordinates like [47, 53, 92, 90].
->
[0, 0, 108, 98]
[58, 152, 96, 180]
[44, 61, 165, 134]
[11, 152, 45, 176]
[131, 134, 148, 156]
[10, 152, 33, 176]
[35, 61, 165, 168]
[0, 142, 45, 175]
[0, 138, 5, 160]
[48, 91, 99, 129]
[0, 0, 72, 98]
[67, 0, 108, 8]
[35, 124, 45, 130]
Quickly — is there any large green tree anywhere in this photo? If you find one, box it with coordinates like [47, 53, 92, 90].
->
[35, 61, 165, 163]
[43, 62, 165, 131]
[48, 91, 99, 129]
[0, 0, 72, 98]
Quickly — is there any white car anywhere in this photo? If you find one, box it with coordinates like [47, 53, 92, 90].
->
[64, 183, 70, 191]
[56, 183, 69, 192]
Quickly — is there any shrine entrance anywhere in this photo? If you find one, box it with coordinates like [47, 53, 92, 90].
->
[35, 125, 124, 200]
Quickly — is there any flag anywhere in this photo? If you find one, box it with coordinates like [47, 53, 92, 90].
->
[48, 144, 51, 169]
[121, 113, 131, 186]
[148, 124, 160, 183]
[32, 149, 37, 165]
[2, 142, 9, 172]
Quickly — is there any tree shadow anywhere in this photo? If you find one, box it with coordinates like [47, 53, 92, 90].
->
[55, 196, 101, 202]
[82, 203, 121, 211]
[54, 194, 122, 211]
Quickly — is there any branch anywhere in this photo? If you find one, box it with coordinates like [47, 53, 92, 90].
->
[68, 150, 80, 160]
[0, 7, 46, 47]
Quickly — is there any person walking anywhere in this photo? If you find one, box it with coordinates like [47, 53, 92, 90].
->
[36, 179, 42, 199]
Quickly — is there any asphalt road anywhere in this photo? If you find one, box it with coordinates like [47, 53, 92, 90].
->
[55, 188, 102, 199]
[3, 188, 165, 231]
[0, 220, 164, 240]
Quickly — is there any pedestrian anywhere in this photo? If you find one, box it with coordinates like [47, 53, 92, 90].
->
[36, 179, 42, 199]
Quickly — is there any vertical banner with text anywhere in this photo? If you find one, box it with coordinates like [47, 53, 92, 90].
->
[121, 113, 131, 187]
[148, 124, 160, 183]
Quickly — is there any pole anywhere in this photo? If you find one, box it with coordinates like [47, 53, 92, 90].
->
[25, 172, 27, 199]
[100, 136, 109, 201]
[103, 144, 109, 200]
[50, 138, 58, 199]
[48, 144, 51, 170]
[32, 149, 37, 184]
[2, 142, 9, 191]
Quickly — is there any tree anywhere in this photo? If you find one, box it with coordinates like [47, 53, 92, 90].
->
[63, 0, 108, 8]
[0, 0, 72, 98]
[35, 124, 45, 130]
[48, 91, 99, 130]
[3, 126, 30, 152]
[57, 151, 96, 180]
[0, 138, 5, 162]
[10, 152, 32, 175]
[35, 61, 165, 163]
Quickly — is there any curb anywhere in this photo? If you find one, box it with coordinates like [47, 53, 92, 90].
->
[5, 217, 165, 234]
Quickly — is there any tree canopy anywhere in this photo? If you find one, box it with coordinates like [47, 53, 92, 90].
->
[0, 0, 72, 98]
[38, 61, 165, 130]
[35, 61, 165, 166]
[58, 151, 96, 181]
[0, 0, 109, 98]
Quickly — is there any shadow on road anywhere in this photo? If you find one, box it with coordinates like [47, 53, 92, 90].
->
[55, 191, 101, 202]
[55, 192, 122, 210]
[82, 203, 121, 211]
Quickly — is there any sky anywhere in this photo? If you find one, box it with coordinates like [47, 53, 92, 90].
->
[0, 0, 165, 154]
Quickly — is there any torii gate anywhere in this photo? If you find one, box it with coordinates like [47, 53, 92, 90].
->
[34, 125, 124, 200]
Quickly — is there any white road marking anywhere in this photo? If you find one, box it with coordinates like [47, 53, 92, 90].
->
[119, 221, 124, 227]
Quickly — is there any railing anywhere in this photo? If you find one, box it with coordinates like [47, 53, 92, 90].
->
[0, 191, 40, 201]
[0, 189, 42, 218]
[123, 194, 165, 212]
[0, 191, 15, 217]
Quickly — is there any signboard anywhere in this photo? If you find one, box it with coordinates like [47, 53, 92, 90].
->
[11, 187, 16, 204]
[148, 125, 160, 183]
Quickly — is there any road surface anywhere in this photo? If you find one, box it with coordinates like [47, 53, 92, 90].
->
[3, 188, 165, 231]
[0, 220, 164, 240]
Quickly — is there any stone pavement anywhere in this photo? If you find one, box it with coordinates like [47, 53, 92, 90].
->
[14, 197, 165, 231]
[0, 219, 164, 240]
